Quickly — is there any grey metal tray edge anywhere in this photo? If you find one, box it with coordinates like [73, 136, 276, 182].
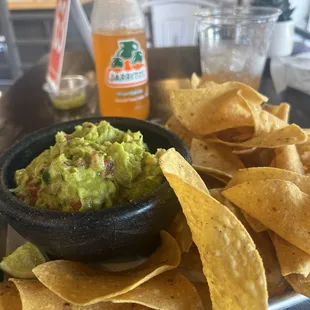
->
[269, 292, 309, 310]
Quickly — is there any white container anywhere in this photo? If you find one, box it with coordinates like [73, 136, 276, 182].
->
[268, 20, 294, 57]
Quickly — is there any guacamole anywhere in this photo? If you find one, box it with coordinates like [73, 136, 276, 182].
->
[13, 121, 165, 212]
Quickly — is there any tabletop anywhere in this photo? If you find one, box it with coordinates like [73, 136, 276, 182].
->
[0, 46, 310, 310]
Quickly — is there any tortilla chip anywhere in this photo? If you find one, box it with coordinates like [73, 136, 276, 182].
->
[0, 282, 21, 310]
[245, 102, 287, 135]
[297, 145, 310, 173]
[273, 234, 310, 278]
[165, 116, 195, 147]
[223, 179, 310, 255]
[168, 212, 192, 253]
[190, 73, 201, 89]
[178, 245, 205, 283]
[226, 167, 310, 194]
[206, 124, 307, 148]
[274, 145, 304, 175]
[195, 169, 226, 189]
[241, 212, 267, 233]
[286, 274, 310, 298]
[11, 279, 144, 310]
[170, 82, 266, 136]
[191, 139, 244, 177]
[109, 271, 204, 310]
[263, 103, 290, 123]
[210, 189, 286, 297]
[33, 231, 181, 305]
[193, 165, 230, 184]
[161, 150, 209, 194]
[192, 283, 212, 310]
[209, 188, 241, 217]
[239, 149, 274, 168]
[160, 149, 268, 310]
[249, 232, 288, 298]
[212, 179, 265, 234]
[215, 127, 254, 143]
[11, 279, 68, 310]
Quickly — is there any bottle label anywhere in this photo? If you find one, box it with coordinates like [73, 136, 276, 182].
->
[105, 39, 148, 88]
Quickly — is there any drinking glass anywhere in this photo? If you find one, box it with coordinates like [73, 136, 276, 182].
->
[196, 7, 281, 89]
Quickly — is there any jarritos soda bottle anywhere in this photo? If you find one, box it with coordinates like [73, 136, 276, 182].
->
[91, 0, 150, 119]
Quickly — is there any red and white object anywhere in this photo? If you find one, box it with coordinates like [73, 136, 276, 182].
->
[47, 0, 71, 93]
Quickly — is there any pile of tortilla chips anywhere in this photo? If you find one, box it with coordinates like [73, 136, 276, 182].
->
[2, 78, 310, 310]
[1, 231, 207, 310]
[164, 77, 310, 308]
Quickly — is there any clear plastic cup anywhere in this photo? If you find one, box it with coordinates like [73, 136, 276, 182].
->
[43, 75, 88, 110]
[196, 7, 281, 89]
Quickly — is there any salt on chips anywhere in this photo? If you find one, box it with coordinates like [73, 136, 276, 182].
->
[160, 149, 268, 310]
[223, 179, 310, 255]
[33, 231, 181, 306]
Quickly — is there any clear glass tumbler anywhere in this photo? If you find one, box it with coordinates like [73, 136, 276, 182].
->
[196, 7, 281, 89]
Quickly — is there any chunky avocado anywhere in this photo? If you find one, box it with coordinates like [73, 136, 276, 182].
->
[13, 121, 164, 212]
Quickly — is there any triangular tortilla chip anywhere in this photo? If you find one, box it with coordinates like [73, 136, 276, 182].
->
[274, 145, 304, 175]
[11, 279, 144, 310]
[33, 231, 181, 305]
[210, 189, 287, 297]
[263, 103, 290, 123]
[273, 234, 310, 278]
[191, 139, 244, 178]
[170, 82, 266, 136]
[160, 149, 268, 310]
[286, 274, 310, 298]
[226, 167, 310, 194]
[109, 271, 204, 310]
[165, 116, 194, 147]
[206, 124, 306, 148]
[168, 212, 192, 253]
[223, 179, 310, 255]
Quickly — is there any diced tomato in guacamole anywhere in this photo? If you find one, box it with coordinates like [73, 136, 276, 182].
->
[13, 121, 164, 212]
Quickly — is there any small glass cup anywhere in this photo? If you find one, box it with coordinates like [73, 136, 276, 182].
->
[196, 7, 281, 89]
[43, 75, 88, 110]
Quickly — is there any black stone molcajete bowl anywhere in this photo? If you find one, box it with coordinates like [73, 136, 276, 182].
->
[0, 117, 190, 261]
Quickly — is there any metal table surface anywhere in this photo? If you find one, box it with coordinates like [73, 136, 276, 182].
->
[0, 46, 310, 310]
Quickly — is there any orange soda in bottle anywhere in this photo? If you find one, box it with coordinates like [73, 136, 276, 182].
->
[91, 0, 150, 119]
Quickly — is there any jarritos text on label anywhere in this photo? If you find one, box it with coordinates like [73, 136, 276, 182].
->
[105, 39, 148, 88]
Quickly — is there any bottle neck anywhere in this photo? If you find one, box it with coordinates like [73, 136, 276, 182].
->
[91, 0, 145, 33]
